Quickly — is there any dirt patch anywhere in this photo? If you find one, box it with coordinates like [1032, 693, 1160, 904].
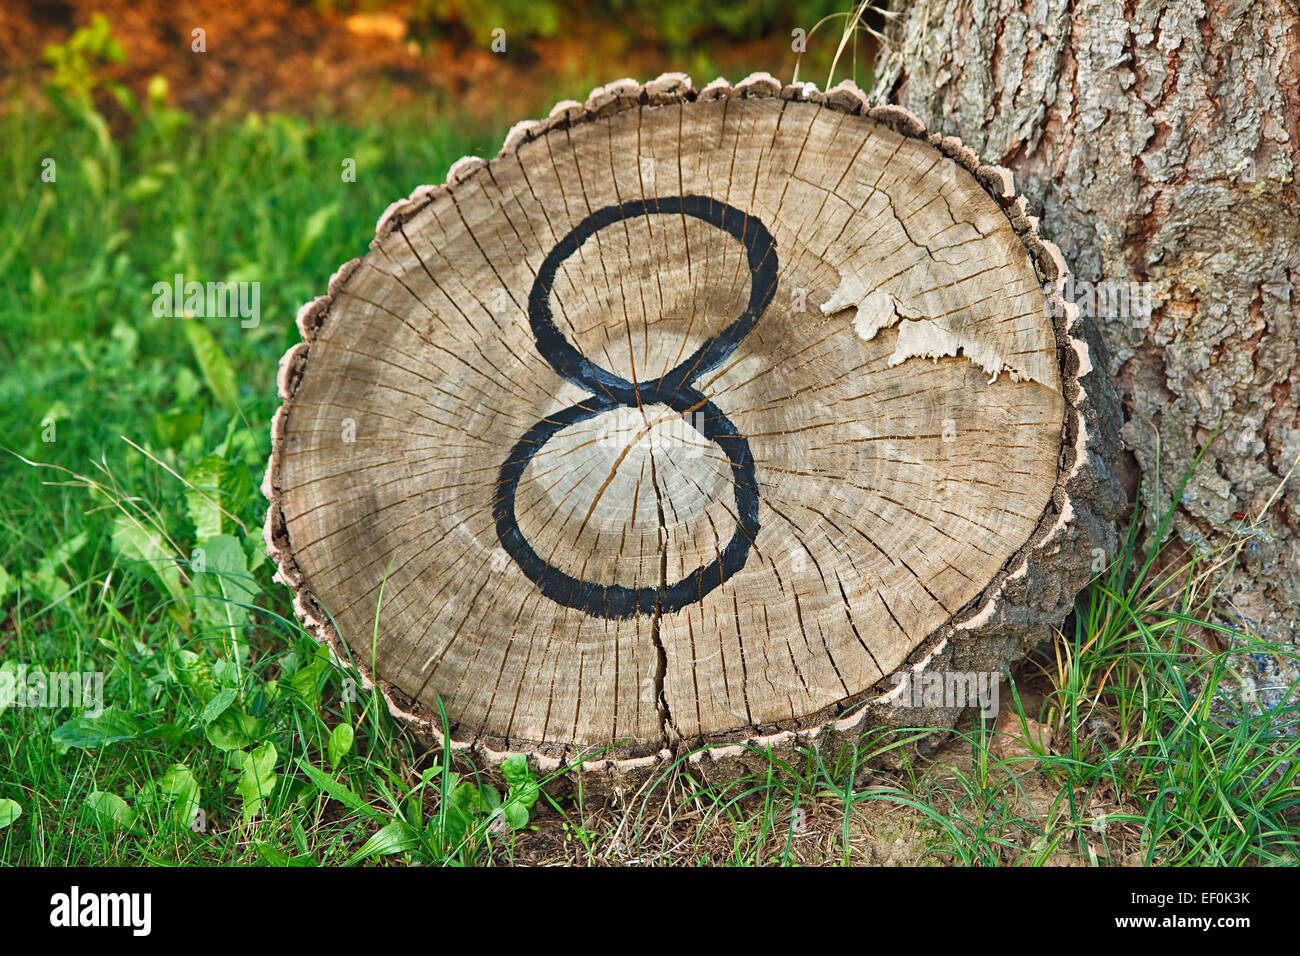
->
[1, 0, 829, 121]
[490, 734, 1149, 866]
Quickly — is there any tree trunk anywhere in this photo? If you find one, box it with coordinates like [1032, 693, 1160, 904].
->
[875, 0, 1300, 644]
[265, 73, 1121, 784]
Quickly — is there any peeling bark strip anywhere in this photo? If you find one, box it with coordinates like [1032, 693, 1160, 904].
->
[264, 73, 1122, 784]
[875, 0, 1300, 645]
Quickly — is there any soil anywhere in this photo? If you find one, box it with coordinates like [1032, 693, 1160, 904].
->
[1, 0, 834, 122]
[490, 669, 1152, 866]
[493, 734, 1148, 866]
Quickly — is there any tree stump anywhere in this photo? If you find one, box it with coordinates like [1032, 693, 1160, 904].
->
[264, 74, 1122, 784]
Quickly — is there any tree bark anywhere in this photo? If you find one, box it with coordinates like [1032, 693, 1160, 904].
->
[876, 0, 1300, 643]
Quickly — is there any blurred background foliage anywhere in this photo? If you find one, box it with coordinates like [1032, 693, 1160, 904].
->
[0, 1, 878, 125]
[396, 0, 849, 48]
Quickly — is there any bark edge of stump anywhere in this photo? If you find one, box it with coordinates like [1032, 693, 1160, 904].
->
[263, 72, 1126, 791]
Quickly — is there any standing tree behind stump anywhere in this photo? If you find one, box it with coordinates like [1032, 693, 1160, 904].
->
[264, 74, 1122, 779]
[875, 0, 1300, 649]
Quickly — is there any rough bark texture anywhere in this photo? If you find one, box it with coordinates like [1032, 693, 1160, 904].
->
[265, 73, 1124, 789]
[875, 0, 1300, 644]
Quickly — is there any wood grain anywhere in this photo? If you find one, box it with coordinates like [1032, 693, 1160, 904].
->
[265, 75, 1099, 773]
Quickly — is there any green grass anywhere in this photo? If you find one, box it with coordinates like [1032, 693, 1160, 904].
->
[1, 56, 1296, 867]
[0, 72, 531, 865]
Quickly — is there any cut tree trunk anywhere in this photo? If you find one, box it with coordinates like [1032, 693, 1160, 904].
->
[874, 0, 1300, 649]
[264, 73, 1122, 784]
